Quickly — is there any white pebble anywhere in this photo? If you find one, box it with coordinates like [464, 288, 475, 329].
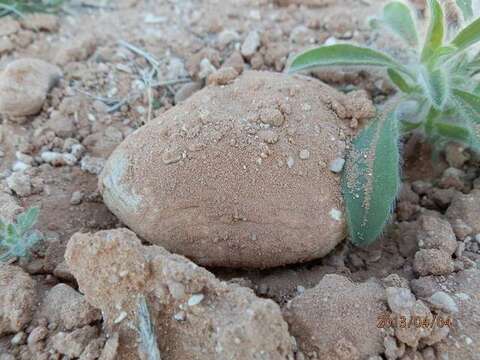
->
[299, 149, 310, 160]
[474, 234, 480, 244]
[12, 161, 30, 172]
[329, 208, 343, 222]
[287, 156, 295, 169]
[187, 294, 204, 306]
[173, 311, 186, 321]
[113, 311, 128, 324]
[80, 155, 106, 175]
[429, 291, 459, 314]
[41, 151, 76, 166]
[241, 31, 260, 58]
[329, 158, 345, 173]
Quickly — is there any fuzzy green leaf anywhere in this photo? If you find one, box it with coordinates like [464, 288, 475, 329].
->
[421, 0, 445, 62]
[382, 1, 419, 47]
[16, 207, 39, 235]
[456, 0, 474, 20]
[424, 106, 440, 137]
[451, 17, 480, 52]
[474, 83, 480, 95]
[452, 88, 480, 123]
[451, 89, 480, 150]
[5, 224, 17, 245]
[287, 44, 410, 76]
[387, 68, 417, 93]
[419, 66, 449, 110]
[435, 121, 471, 142]
[342, 110, 400, 246]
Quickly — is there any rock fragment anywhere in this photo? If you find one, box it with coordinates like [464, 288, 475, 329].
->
[417, 215, 457, 255]
[0, 265, 37, 335]
[65, 228, 295, 360]
[39, 283, 101, 330]
[414, 249, 454, 276]
[6, 172, 32, 197]
[241, 31, 261, 58]
[0, 58, 62, 117]
[446, 190, 480, 234]
[51, 325, 98, 358]
[283, 274, 386, 359]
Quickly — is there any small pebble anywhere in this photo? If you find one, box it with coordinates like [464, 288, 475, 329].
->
[299, 149, 310, 160]
[287, 156, 295, 169]
[187, 294, 204, 306]
[173, 311, 186, 321]
[11, 332, 26, 346]
[329, 158, 345, 173]
[70, 191, 83, 205]
[475, 234, 480, 244]
[429, 291, 459, 314]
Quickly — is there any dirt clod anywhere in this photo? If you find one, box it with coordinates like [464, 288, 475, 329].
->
[0, 58, 62, 118]
[283, 274, 387, 359]
[0, 265, 37, 336]
[65, 228, 295, 359]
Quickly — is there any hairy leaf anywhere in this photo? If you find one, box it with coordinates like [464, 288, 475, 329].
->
[5, 224, 17, 245]
[429, 45, 458, 66]
[382, 1, 419, 46]
[287, 44, 411, 76]
[451, 17, 480, 51]
[456, 0, 474, 20]
[387, 68, 417, 93]
[419, 66, 449, 110]
[0, 0, 64, 17]
[342, 110, 400, 246]
[452, 88, 480, 123]
[424, 106, 441, 137]
[474, 83, 480, 94]
[421, 0, 445, 62]
[16, 207, 39, 235]
[435, 121, 471, 141]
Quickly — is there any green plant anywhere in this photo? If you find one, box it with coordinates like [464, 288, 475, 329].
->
[137, 295, 161, 360]
[288, 0, 480, 245]
[0, 0, 64, 18]
[0, 207, 42, 261]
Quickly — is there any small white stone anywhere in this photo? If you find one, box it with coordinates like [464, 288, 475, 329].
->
[70, 144, 85, 159]
[80, 156, 105, 175]
[329, 208, 343, 222]
[287, 156, 295, 169]
[429, 291, 459, 314]
[329, 158, 345, 173]
[6, 172, 32, 197]
[455, 292, 470, 301]
[474, 234, 480, 244]
[386, 287, 416, 314]
[241, 31, 260, 58]
[11, 331, 26, 345]
[299, 149, 310, 160]
[113, 311, 128, 324]
[12, 161, 30, 172]
[173, 311, 186, 321]
[198, 58, 216, 79]
[187, 294, 204, 306]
